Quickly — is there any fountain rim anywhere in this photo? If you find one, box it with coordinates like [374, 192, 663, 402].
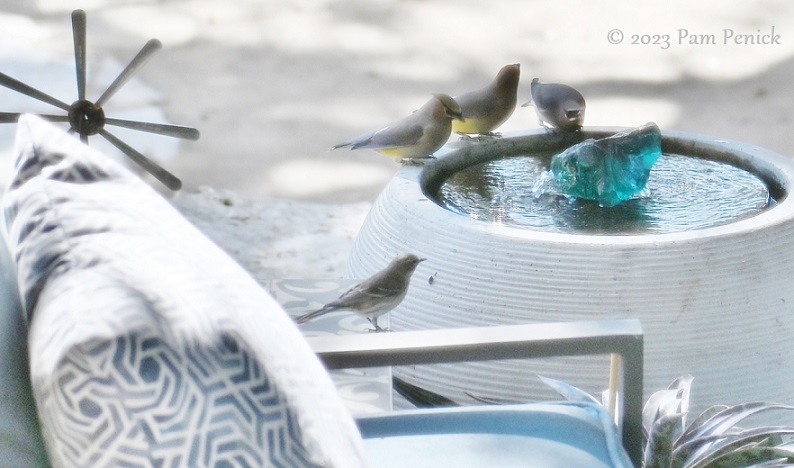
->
[400, 126, 794, 245]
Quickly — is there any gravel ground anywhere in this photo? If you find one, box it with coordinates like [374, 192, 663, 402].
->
[2, 1, 794, 277]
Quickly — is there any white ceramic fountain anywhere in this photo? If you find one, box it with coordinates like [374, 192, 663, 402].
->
[348, 127, 794, 414]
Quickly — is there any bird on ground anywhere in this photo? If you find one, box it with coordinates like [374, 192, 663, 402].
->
[523, 78, 586, 131]
[295, 254, 426, 332]
[452, 63, 520, 136]
[330, 94, 463, 162]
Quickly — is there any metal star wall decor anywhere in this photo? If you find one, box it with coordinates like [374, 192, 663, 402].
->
[0, 9, 199, 190]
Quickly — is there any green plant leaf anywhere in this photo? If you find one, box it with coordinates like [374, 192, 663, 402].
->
[643, 388, 687, 439]
[744, 458, 794, 467]
[668, 375, 694, 416]
[538, 375, 601, 405]
[685, 403, 794, 441]
[464, 392, 517, 405]
[702, 446, 794, 468]
[392, 376, 459, 408]
[644, 412, 686, 468]
[680, 428, 794, 468]
[683, 405, 730, 438]
[745, 460, 794, 467]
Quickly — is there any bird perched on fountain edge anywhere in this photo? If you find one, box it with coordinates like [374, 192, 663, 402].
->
[295, 253, 426, 332]
[330, 94, 463, 162]
[523, 78, 586, 131]
[452, 63, 521, 136]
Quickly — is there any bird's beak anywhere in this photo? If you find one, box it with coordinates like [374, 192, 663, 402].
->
[419, 258, 428, 262]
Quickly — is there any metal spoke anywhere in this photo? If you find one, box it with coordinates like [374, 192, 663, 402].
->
[0, 113, 70, 123]
[0, 10, 197, 192]
[40, 114, 71, 123]
[72, 9, 87, 101]
[0, 71, 71, 111]
[69, 128, 87, 144]
[66, 127, 88, 144]
[95, 39, 162, 108]
[105, 117, 200, 140]
[99, 128, 182, 190]
[0, 112, 22, 123]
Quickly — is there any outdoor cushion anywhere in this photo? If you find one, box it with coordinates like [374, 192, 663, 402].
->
[2, 115, 367, 467]
[357, 402, 633, 468]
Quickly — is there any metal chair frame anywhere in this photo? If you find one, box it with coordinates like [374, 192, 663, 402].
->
[310, 318, 644, 466]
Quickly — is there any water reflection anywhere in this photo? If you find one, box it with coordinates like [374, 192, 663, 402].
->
[437, 154, 769, 235]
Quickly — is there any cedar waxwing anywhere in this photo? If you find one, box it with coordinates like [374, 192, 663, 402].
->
[295, 254, 426, 332]
[452, 63, 520, 136]
[331, 94, 463, 161]
[523, 78, 585, 131]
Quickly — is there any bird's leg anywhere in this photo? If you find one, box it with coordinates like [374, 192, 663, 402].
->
[455, 132, 474, 141]
[367, 317, 388, 333]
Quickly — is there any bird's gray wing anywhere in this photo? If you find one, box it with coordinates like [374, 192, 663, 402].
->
[349, 121, 425, 150]
[530, 80, 564, 111]
[330, 128, 377, 150]
[533, 83, 583, 112]
[531, 86, 554, 111]
[455, 89, 499, 119]
[295, 305, 335, 324]
[329, 270, 405, 309]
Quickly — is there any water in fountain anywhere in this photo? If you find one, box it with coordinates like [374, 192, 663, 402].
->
[437, 151, 770, 234]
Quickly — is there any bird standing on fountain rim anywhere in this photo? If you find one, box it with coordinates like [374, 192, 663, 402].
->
[524, 78, 586, 131]
[330, 94, 463, 162]
[452, 63, 521, 137]
[295, 253, 426, 332]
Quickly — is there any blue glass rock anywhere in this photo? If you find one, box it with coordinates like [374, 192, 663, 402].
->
[551, 122, 662, 207]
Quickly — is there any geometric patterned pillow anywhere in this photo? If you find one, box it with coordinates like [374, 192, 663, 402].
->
[3, 115, 367, 467]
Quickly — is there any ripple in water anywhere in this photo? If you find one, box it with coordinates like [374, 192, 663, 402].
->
[437, 154, 770, 234]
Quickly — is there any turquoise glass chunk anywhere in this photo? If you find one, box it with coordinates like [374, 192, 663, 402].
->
[551, 122, 662, 207]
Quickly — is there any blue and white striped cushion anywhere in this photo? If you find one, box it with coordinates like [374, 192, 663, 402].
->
[3, 115, 367, 467]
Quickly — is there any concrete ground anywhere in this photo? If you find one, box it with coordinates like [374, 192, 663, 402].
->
[2, 0, 794, 275]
